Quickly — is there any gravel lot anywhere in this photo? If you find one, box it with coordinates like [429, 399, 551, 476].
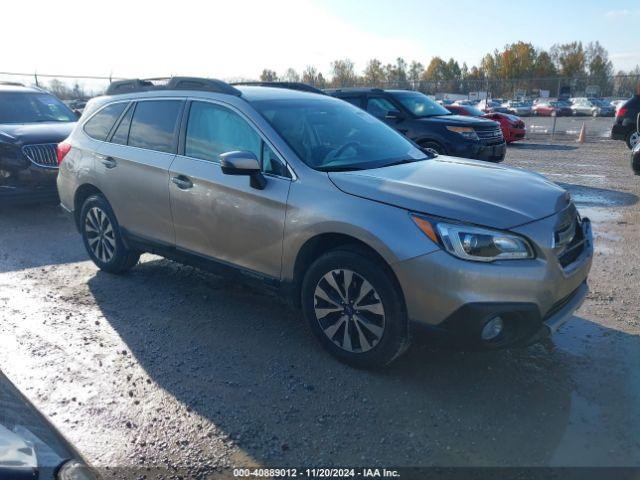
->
[0, 137, 638, 479]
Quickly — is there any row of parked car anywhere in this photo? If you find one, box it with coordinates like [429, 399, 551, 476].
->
[442, 96, 620, 117]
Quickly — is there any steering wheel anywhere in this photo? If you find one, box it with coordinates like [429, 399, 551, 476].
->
[327, 141, 360, 161]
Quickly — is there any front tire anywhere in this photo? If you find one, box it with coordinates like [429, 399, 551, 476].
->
[301, 248, 410, 368]
[419, 141, 445, 156]
[80, 195, 140, 273]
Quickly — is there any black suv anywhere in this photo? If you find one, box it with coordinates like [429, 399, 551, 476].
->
[0, 83, 76, 203]
[326, 88, 506, 162]
[611, 94, 640, 149]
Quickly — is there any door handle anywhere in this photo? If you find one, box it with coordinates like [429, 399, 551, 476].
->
[99, 156, 117, 169]
[171, 175, 193, 190]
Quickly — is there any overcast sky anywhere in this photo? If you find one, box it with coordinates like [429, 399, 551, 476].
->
[2, 0, 638, 80]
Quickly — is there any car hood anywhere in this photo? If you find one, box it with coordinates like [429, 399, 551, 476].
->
[0, 122, 75, 145]
[328, 156, 570, 229]
[415, 114, 497, 128]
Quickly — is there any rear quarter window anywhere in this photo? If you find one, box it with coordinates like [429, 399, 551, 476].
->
[83, 102, 128, 141]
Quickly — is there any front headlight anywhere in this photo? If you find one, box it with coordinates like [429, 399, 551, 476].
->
[445, 126, 479, 140]
[57, 460, 100, 480]
[411, 214, 534, 262]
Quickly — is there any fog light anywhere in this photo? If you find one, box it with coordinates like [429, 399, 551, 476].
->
[481, 316, 504, 340]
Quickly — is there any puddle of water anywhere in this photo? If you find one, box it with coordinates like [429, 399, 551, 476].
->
[578, 207, 621, 224]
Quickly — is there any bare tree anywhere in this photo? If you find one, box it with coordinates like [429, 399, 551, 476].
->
[260, 69, 278, 82]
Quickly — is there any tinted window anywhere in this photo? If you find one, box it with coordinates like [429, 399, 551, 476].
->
[340, 96, 364, 108]
[110, 104, 134, 145]
[185, 102, 261, 162]
[128, 100, 183, 153]
[366, 97, 396, 118]
[84, 102, 127, 140]
[0, 92, 77, 124]
[253, 98, 426, 171]
[394, 92, 452, 117]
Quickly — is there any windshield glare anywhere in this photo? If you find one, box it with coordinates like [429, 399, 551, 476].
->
[0, 92, 76, 124]
[393, 92, 451, 117]
[253, 98, 427, 171]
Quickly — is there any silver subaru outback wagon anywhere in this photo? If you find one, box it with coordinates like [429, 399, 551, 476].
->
[57, 77, 593, 368]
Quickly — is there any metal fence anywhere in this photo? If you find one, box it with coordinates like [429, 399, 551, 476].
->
[2, 70, 638, 102]
[0, 72, 121, 100]
[327, 74, 640, 101]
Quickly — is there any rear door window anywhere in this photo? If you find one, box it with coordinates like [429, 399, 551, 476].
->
[84, 102, 128, 141]
[128, 100, 183, 153]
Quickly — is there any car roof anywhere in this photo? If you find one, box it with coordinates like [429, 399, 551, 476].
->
[0, 84, 45, 94]
[235, 85, 328, 101]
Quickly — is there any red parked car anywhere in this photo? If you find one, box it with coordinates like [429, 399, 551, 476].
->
[532, 100, 572, 117]
[447, 104, 526, 143]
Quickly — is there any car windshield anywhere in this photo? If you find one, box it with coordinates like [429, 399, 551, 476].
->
[0, 92, 76, 124]
[252, 97, 428, 171]
[393, 92, 451, 117]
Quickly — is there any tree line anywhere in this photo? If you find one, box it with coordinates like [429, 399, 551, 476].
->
[260, 41, 640, 97]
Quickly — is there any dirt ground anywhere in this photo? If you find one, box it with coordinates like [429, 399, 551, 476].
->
[0, 137, 638, 479]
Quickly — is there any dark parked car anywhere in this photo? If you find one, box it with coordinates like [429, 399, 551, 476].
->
[632, 141, 640, 174]
[611, 94, 640, 149]
[327, 88, 506, 162]
[0, 83, 76, 204]
[0, 371, 98, 479]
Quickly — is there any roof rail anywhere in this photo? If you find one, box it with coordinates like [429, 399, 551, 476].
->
[0, 81, 25, 87]
[231, 81, 325, 95]
[105, 76, 242, 96]
[325, 87, 385, 94]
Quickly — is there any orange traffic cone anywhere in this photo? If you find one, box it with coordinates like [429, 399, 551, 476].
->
[577, 123, 586, 144]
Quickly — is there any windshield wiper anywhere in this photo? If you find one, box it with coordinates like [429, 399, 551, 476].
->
[382, 157, 429, 168]
[316, 165, 365, 172]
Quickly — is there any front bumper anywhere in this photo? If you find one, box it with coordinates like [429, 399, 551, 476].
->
[393, 216, 593, 347]
[449, 141, 506, 163]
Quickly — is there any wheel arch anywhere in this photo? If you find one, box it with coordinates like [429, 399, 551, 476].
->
[287, 232, 405, 309]
[73, 183, 106, 230]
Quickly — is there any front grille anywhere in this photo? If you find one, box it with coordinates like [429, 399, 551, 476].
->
[475, 127, 504, 144]
[22, 143, 58, 168]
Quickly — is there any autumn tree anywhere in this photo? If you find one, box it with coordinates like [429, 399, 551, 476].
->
[330, 58, 357, 87]
[408, 61, 424, 85]
[283, 68, 300, 82]
[363, 59, 386, 87]
[260, 69, 278, 82]
[550, 42, 585, 77]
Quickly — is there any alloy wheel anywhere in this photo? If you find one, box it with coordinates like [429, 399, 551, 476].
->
[313, 269, 385, 353]
[630, 132, 640, 149]
[85, 207, 116, 263]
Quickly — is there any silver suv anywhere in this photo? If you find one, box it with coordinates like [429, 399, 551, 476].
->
[57, 77, 593, 368]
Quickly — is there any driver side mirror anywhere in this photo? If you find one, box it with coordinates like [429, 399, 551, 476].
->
[385, 110, 404, 121]
[219, 151, 267, 190]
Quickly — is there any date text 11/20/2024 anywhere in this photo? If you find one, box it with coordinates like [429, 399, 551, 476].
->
[233, 468, 401, 478]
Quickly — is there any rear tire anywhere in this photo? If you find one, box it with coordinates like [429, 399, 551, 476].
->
[301, 247, 410, 368]
[80, 195, 140, 274]
[626, 130, 639, 150]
